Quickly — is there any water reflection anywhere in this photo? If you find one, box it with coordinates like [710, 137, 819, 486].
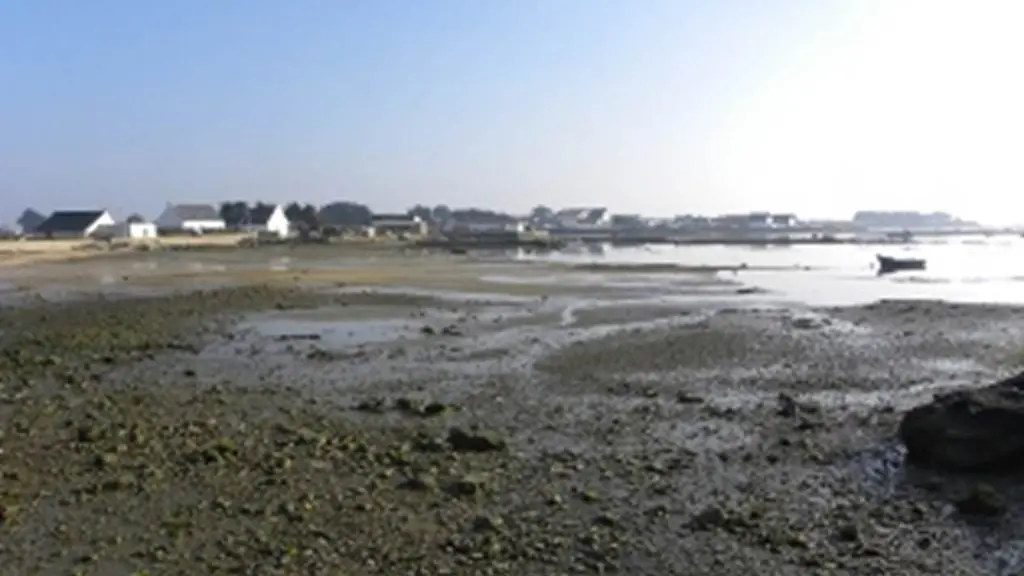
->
[520, 236, 1024, 306]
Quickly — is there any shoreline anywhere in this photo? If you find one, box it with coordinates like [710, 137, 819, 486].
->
[2, 230, 1017, 271]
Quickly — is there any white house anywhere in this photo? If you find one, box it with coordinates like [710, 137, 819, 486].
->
[34, 210, 115, 238]
[554, 208, 611, 229]
[97, 214, 158, 239]
[770, 214, 798, 227]
[229, 204, 290, 238]
[153, 203, 226, 233]
[370, 214, 428, 236]
[441, 220, 527, 234]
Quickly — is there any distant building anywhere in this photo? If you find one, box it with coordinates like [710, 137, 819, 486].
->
[34, 210, 115, 238]
[714, 213, 769, 228]
[852, 211, 971, 229]
[713, 212, 797, 229]
[553, 208, 611, 229]
[224, 204, 290, 238]
[16, 208, 46, 235]
[610, 214, 645, 228]
[370, 214, 427, 236]
[770, 214, 798, 227]
[153, 203, 226, 234]
[442, 219, 527, 235]
[94, 217, 159, 240]
[671, 215, 714, 229]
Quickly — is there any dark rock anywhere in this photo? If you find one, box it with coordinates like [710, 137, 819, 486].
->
[691, 506, 728, 531]
[447, 427, 506, 452]
[777, 393, 799, 418]
[954, 483, 1006, 516]
[273, 333, 321, 342]
[447, 473, 486, 497]
[675, 391, 704, 404]
[835, 522, 860, 543]
[398, 473, 438, 492]
[899, 371, 1024, 471]
[440, 325, 463, 336]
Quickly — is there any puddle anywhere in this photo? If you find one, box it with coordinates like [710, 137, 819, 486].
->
[334, 285, 538, 305]
[239, 316, 418, 348]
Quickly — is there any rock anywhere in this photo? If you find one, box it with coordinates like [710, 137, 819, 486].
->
[440, 325, 463, 336]
[835, 522, 860, 543]
[447, 473, 487, 497]
[421, 402, 449, 416]
[791, 317, 819, 330]
[447, 427, 506, 453]
[675, 391, 704, 404]
[899, 371, 1024, 471]
[691, 505, 728, 530]
[393, 397, 420, 413]
[777, 393, 799, 418]
[954, 483, 1006, 517]
[471, 514, 503, 532]
[274, 333, 321, 342]
[398, 473, 438, 492]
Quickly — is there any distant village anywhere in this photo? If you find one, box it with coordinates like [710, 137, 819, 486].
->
[1, 201, 981, 241]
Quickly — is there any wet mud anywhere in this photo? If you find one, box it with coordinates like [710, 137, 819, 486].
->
[2, 252, 1024, 574]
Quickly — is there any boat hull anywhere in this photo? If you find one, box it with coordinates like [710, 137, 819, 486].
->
[877, 254, 926, 275]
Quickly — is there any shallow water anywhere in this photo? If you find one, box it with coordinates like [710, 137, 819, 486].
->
[519, 235, 1024, 306]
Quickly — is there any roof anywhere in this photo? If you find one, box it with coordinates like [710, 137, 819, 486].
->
[555, 207, 607, 223]
[169, 204, 220, 221]
[17, 208, 46, 231]
[36, 210, 107, 233]
[371, 213, 416, 221]
[247, 205, 277, 226]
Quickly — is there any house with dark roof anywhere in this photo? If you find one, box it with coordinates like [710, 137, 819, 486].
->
[16, 208, 46, 235]
[34, 210, 115, 238]
[153, 203, 226, 234]
[223, 204, 290, 238]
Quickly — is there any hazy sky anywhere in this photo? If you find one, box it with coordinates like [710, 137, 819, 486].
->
[2, 0, 1022, 224]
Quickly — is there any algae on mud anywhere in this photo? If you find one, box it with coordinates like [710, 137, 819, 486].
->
[3, 279, 1024, 574]
[0, 285, 632, 575]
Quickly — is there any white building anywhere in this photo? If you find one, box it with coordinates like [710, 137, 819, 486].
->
[99, 219, 158, 239]
[153, 203, 226, 233]
[553, 208, 611, 229]
[232, 204, 290, 238]
[441, 220, 526, 234]
[370, 214, 428, 236]
[34, 210, 115, 238]
[770, 214, 798, 227]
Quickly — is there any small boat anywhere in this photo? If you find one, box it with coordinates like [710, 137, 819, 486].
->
[876, 254, 926, 275]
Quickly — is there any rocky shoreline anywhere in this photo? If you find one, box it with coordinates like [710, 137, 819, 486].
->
[3, 285, 1024, 574]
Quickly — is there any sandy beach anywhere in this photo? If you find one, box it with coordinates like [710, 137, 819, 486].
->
[1, 248, 1022, 575]
[0, 235, 254, 269]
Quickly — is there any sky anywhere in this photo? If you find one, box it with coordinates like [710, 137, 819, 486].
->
[2, 0, 1023, 225]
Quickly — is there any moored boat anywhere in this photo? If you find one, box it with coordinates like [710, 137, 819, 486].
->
[876, 254, 926, 275]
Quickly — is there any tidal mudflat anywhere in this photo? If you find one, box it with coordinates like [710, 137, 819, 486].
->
[2, 250, 1023, 575]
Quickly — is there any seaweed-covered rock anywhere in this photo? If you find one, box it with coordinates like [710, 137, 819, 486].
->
[900, 371, 1024, 472]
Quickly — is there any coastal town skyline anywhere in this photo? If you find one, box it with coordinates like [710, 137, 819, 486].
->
[3, 201, 985, 237]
